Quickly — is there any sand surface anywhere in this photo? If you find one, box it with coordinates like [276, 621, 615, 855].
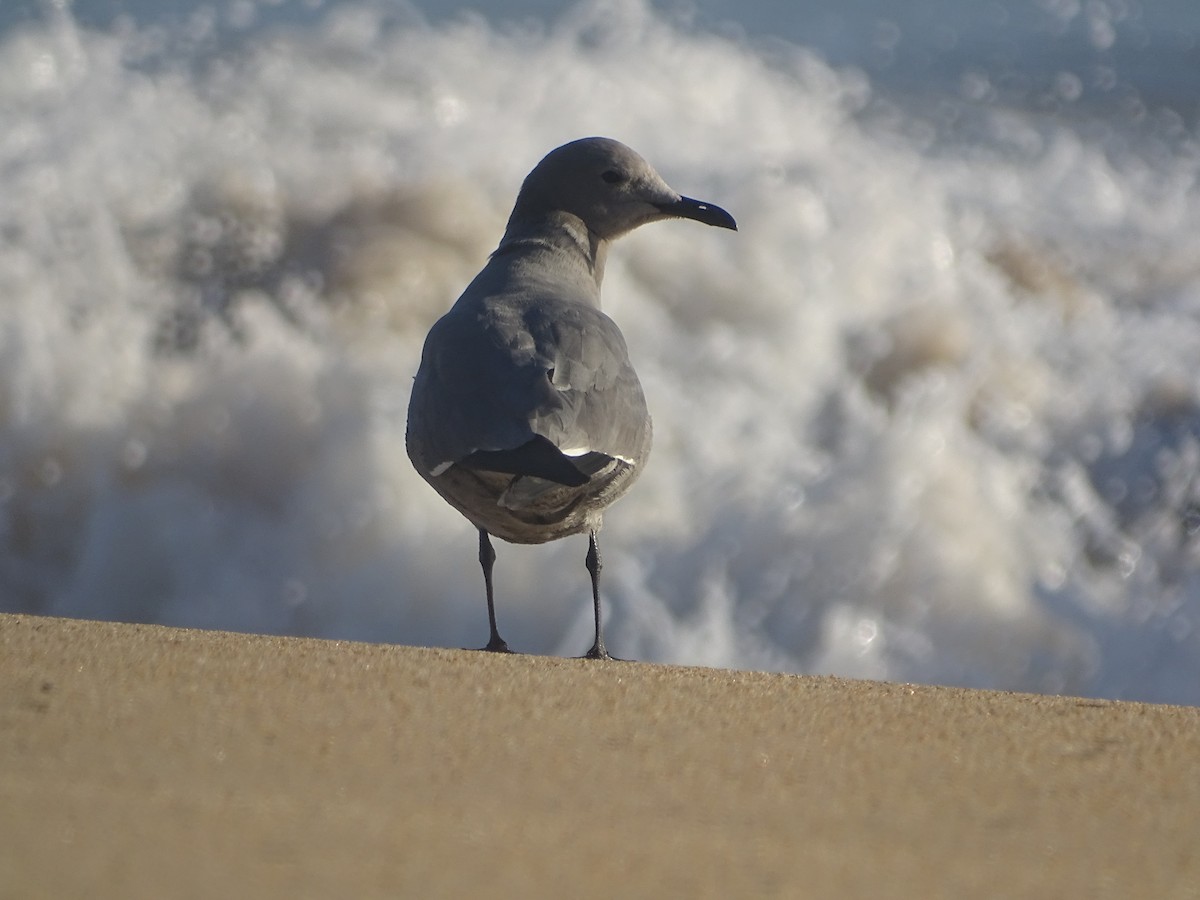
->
[1, 612, 1198, 899]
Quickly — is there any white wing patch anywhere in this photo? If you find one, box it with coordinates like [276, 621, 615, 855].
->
[559, 447, 633, 464]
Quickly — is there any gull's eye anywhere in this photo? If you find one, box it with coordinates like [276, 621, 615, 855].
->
[601, 169, 626, 185]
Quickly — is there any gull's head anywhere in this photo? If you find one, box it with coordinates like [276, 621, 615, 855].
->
[508, 136, 737, 241]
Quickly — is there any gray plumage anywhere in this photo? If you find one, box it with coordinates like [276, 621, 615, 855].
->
[406, 137, 736, 658]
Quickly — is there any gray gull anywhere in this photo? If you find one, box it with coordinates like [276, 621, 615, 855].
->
[406, 136, 736, 659]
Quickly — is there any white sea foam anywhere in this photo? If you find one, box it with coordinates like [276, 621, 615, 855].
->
[3, 0, 1200, 702]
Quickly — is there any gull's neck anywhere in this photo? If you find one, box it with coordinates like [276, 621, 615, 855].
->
[494, 210, 610, 288]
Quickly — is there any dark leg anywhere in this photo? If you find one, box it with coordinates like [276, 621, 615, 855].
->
[476, 529, 511, 653]
[582, 529, 619, 660]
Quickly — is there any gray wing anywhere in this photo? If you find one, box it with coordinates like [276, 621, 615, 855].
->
[406, 294, 651, 478]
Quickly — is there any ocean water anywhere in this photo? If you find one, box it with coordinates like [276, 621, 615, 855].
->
[3, 0, 1200, 704]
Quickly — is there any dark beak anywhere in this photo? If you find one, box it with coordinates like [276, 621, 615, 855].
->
[658, 195, 738, 231]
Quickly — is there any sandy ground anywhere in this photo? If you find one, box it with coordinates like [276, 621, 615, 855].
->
[1, 612, 1198, 899]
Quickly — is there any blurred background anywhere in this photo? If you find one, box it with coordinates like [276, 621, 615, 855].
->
[2, 0, 1200, 703]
